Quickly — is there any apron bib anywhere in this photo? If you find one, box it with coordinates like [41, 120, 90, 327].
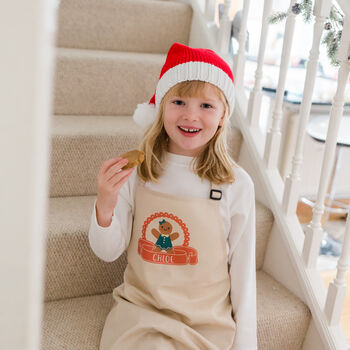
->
[100, 179, 236, 350]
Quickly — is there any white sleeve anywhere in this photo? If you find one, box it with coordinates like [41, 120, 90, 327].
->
[228, 180, 257, 350]
[88, 175, 134, 263]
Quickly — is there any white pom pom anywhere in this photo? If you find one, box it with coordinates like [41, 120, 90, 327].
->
[133, 102, 158, 130]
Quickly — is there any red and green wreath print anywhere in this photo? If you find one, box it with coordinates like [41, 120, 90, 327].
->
[137, 212, 198, 265]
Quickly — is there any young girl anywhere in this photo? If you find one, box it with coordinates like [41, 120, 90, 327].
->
[89, 43, 257, 350]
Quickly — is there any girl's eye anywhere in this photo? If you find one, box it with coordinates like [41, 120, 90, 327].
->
[202, 103, 212, 109]
[173, 100, 184, 105]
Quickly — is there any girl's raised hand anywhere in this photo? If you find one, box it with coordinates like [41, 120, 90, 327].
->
[95, 156, 134, 227]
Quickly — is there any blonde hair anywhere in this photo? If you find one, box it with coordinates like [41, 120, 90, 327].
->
[137, 80, 239, 185]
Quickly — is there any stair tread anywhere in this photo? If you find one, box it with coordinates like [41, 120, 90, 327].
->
[51, 115, 142, 137]
[41, 270, 311, 350]
[56, 46, 167, 60]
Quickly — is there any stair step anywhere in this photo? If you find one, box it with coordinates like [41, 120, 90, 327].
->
[45, 195, 127, 302]
[256, 271, 311, 349]
[56, 0, 192, 53]
[49, 115, 243, 197]
[54, 49, 165, 116]
[41, 270, 311, 350]
[50, 115, 143, 197]
[41, 293, 114, 350]
[44, 195, 272, 301]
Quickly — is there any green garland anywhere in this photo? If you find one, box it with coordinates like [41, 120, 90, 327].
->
[268, 1, 344, 67]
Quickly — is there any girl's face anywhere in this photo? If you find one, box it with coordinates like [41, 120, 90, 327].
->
[163, 83, 225, 157]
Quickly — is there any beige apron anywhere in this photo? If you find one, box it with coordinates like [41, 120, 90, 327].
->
[100, 179, 236, 350]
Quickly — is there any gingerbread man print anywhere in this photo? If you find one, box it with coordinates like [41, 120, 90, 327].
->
[152, 219, 179, 254]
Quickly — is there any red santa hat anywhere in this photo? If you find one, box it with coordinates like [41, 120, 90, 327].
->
[133, 42, 235, 130]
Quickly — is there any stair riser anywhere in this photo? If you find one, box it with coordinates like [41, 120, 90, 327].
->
[57, 0, 192, 53]
[50, 130, 143, 197]
[44, 234, 127, 302]
[54, 51, 164, 116]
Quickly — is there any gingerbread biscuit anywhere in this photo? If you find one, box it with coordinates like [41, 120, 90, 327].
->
[120, 150, 145, 169]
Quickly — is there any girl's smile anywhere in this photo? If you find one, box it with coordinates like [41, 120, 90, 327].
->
[163, 83, 225, 157]
[177, 125, 202, 137]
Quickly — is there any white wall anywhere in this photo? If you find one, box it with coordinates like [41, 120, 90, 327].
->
[0, 1, 57, 349]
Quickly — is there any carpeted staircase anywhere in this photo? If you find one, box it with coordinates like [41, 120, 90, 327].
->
[41, 0, 312, 349]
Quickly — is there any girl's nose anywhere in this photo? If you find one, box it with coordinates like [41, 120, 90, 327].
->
[183, 106, 199, 121]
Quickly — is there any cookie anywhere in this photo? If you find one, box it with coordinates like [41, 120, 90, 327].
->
[120, 150, 145, 169]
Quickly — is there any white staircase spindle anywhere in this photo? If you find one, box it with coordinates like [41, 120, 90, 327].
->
[247, 0, 273, 127]
[282, 0, 332, 216]
[263, 0, 298, 170]
[232, 0, 251, 89]
[302, 15, 350, 269]
[218, 0, 233, 54]
[324, 211, 350, 325]
[205, 0, 216, 22]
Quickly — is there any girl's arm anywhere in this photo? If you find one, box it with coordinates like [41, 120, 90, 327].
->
[88, 172, 135, 263]
[228, 178, 257, 350]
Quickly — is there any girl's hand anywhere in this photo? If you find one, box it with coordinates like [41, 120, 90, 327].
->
[95, 157, 134, 226]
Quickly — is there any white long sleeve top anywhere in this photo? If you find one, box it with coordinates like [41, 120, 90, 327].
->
[88, 152, 257, 350]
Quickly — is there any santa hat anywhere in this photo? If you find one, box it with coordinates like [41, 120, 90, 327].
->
[133, 42, 235, 130]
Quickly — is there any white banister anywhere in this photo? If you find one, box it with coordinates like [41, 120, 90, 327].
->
[263, 0, 298, 170]
[302, 15, 350, 269]
[232, 0, 251, 89]
[217, 0, 232, 53]
[205, 0, 216, 22]
[247, 0, 273, 128]
[282, 0, 332, 216]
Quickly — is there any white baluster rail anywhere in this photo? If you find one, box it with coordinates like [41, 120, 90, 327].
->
[247, 0, 273, 128]
[205, 0, 217, 22]
[325, 207, 350, 326]
[263, 0, 298, 170]
[323, 14, 350, 327]
[283, 0, 332, 217]
[302, 16, 350, 270]
[217, 0, 232, 53]
[232, 0, 250, 89]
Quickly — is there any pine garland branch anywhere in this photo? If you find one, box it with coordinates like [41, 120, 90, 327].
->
[329, 6, 343, 24]
[300, 0, 313, 23]
[268, 11, 288, 24]
[321, 29, 336, 46]
[268, 2, 345, 67]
